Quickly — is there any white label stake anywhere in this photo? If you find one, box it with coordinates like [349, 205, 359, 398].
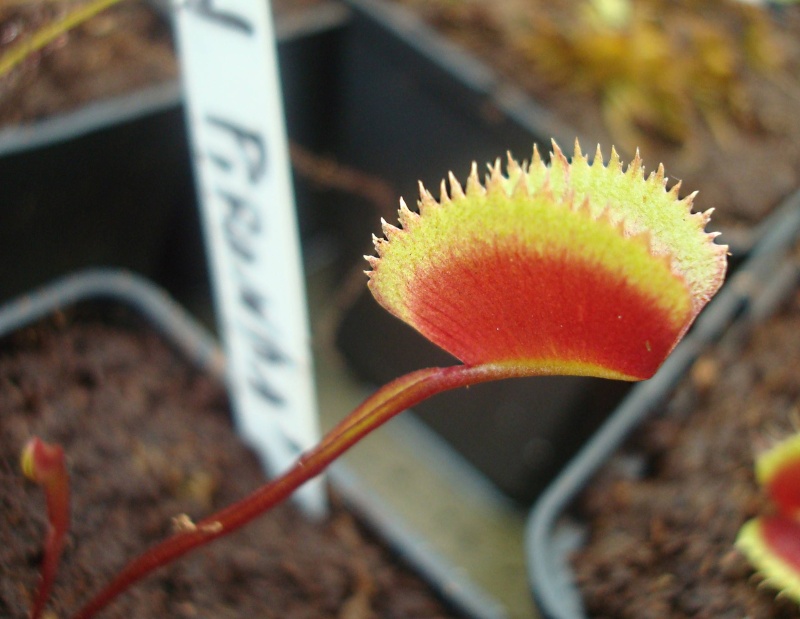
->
[173, 0, 323, 515]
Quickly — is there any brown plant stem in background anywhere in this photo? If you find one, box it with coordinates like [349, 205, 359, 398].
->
[288, 142, 398, 349]
[289, 142, 397, 221]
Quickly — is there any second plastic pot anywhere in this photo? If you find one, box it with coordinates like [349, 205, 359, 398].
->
[526, 196, 800, 619]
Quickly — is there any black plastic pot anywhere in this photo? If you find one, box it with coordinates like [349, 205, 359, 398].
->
[0, 3, 348, 308]
[7, 0, 794, 510]
[0, 268, 505, 619]
[525, 194, 800, 619]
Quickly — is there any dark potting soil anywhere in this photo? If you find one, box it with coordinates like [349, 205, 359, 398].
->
[0, 1, 178, 125]
[0, 0, 324, 127]
[571, 285, 800, 619]
[394, 0, 800, 230]
[0, 305, 463, 619]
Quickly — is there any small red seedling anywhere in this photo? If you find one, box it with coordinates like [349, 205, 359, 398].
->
[28, 140, 728, 618]
[21, 437, 71, 619]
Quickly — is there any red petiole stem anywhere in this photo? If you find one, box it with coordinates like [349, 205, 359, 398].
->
[22, 437, 71, 619]
[70, 363, 520, 619]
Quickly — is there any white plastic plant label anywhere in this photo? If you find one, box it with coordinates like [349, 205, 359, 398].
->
[172, 0, 323, 514]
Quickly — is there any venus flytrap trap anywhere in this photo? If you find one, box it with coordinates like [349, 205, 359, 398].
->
[28, 140, 727, 619]
[368, 140, 726, 381]
[737, 431, 800, 601]
[20, 437, 70, 619]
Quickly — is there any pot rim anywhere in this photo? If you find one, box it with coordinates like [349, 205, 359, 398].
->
[0, 267, 506, 619]
[0, 1, 349, 157]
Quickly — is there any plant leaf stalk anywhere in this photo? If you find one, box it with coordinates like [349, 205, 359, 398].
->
[71, 362, 523, 619]
[0, 0, 124, 79]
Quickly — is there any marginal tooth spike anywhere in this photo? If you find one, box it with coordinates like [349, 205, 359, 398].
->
[531, 144, 544, 171]
[573, 138, 587, 163]
[381, 218, 402, 241]
[448, 171, 465, 200]
[371, 233, 388, 256]
[364, 255, 379, 269]
[627, 149, 643, 178]
[466, 162, 484, 197]
[398, 198, 419, 229]
[689, 211, 705, 226]
[654, 162, 666, 186]
[593, 143, 604, 166]
[417, 181, 427, 201]
[487, 159, 505, 195]
[417, 182, 439, 215]
[683, 190, 698, 211]
[608, 146, 622, 172]
[550, 138, 568, 170]
[668, 179, 683, 198]
[439, 179, 451, 205]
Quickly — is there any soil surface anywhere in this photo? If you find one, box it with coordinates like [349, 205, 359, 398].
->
[394, 0, 800, 231]
[572, 280, 800, 618]
[0, 1, 178, 125]
[0, 0, 320, 126]
[0, 304, 464, 619]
